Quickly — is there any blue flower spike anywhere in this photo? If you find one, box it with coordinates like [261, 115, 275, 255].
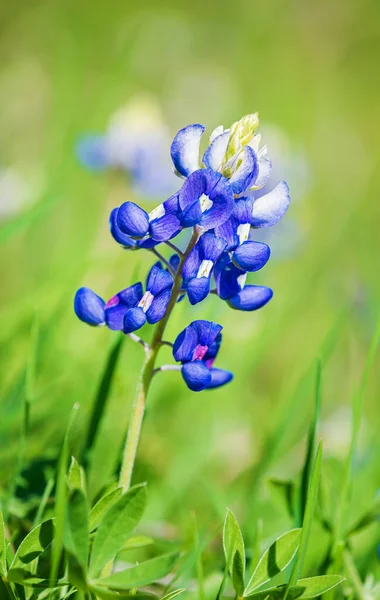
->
[74, 112, 291, 394]
[173, 320, 233, 391]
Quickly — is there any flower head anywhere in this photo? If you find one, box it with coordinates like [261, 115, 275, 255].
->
[74, 264, 173, 335]
[173, 320, 233, 391]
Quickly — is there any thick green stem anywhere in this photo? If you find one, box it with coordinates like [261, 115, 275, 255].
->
[118, 228, 200, 491]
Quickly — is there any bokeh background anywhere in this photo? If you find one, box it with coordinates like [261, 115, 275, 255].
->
[0, 0, 379, 581]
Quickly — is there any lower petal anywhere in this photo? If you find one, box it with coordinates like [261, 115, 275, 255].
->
[150, 214, 182, 242]
[187, 277, 210, 305]
[207, 368, 233, 389]
[228, 285, 273, 311]
[117, 202, 150, 238]
[181, 361, 212, 392]
[232, 241, 270, 272]
[74, 287, 105, 326]
[123, 307, 147, 333]
[146, 289, 172, 324]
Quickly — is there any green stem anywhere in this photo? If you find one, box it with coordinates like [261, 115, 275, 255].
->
[118, 228, 200, 491]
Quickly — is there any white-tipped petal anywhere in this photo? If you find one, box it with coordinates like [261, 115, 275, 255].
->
[251, 180, 290, 228]
[250, 146, 272, 190]
[170, 124, 205, 178]
[209, 125, 224, 143]
[202, 131, 230, 172]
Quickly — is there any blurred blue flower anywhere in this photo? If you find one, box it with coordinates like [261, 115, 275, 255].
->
[173, 320, 233, 391]
[76, 96, 179, 197]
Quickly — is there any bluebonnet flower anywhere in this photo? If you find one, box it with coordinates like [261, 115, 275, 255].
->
[74, 265, 173, 334]
[76, 96, 178, 198]
[213, 254, 273, 311]
[74, 113, 292, 394]
[173, 320, 233, 392]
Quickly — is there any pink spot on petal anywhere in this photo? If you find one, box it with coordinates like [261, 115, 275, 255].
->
[192, 344, 208, 361]
[105, 295, 119, 308]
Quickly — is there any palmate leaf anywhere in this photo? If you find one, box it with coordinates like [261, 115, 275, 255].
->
[244, 529, 301, 596]
[10, 519, 54, 569]
[89, 483, 147, 577]
[223, 509, 245, 595]
[89, 487, 123, 532]
[94, 552, 179, 590]
[245, 586, 304, 600]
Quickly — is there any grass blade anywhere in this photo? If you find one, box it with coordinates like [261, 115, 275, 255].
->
[286, 442, 323, 595]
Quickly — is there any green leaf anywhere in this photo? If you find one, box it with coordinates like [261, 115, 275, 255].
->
[223, 509, 245, 594]
[299, 360, 321, 525]
[10, 519, 54, 568]
[90, 586, 154, 600]
[232, 549, 245, 596]
[296, 575, 345, 598]
[7, 566, 67, 588]
[245, 585, 304, 600]
[67, 456, 86, 492]
[123, 535, 154, 550]
[161, 589, 186, 600]
[0, 504, 7, 575]
[94, 552, 179, 590]
[90, 483, 147, 577]
[244, 529, 301, 596]
[286, 443, 323, 596]
[63, 489, 89, 568]
[89, 487, 123, 532]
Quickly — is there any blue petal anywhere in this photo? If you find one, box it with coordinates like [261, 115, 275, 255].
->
[181, 361, 212, 392]
[173, 320, 223, 363]
[232, 241, 270, 272]
[194, 320, 223, 349]
[229, 146, 258, 194]
[204, 332, 222, 363]
[169, 253, 180, 273]
[74, 287, 105, 326]
[105, 283, 144, 330]
[207, 368, 233, 389]
[146, 264, 174, 295]
[228, 285, 273, 311]
[187, 277, 210, 305]
[146, 288, 171, 324]
[149, 214, 181, 242]
[109, 208, 137, 248]
[173, 323, 199, 363]
[76, 135, 108, 171]
[199, 232, 226, 262]
[170, 124, 205, 177]
[117, 202, 150, 238]
[251, 181, 290, 227]
[123, 307, 147, 333]
[179, 169, 234, 230]
[215, 198, 254, 251]
[214, 255, 246, 300]
[182, 244, 201, 282]
[202, 131, 229, 171]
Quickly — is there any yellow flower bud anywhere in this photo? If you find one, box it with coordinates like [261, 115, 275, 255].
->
[222, 113, 260, 177]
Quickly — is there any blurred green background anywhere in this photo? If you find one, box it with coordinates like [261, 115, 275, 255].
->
[0, 0, 379, 580]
